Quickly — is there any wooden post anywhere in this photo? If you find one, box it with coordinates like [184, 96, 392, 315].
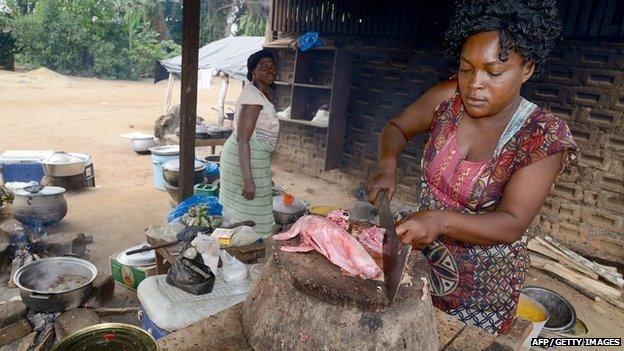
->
[179, 0, 201, 201]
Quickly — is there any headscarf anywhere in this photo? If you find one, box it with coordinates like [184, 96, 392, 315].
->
[246, 49, 275, 82]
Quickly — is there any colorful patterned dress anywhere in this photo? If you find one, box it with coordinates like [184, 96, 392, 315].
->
[419, 85, 578, 334]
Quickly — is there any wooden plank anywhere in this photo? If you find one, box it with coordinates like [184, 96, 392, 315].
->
[599, 0, 618, 35]
[531, 254, 601, 302]
[564, 0, 582, 36]
[324, 49, 351, 170]
[528, 239, 599, 279]
[589, 0, 608, 35]
[544, 236, 624, 287]
[0, 319, 32, 347]
[445, 324, 496, 351]
[434, 308, 466, 349]
[575, 0, 594, 35]
[17, 332, 37, 351]
[313, 0, 321, 32]
[179, 0, 201, 202]
[486, 318, 533, 351]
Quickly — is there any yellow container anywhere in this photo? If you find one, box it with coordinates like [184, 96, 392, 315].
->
[309, 205, 339, 217]
[517, 293, 549, 349]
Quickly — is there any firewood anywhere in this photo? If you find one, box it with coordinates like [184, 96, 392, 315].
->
[528, 239, 598, 279]
[529, 254, 621, 299]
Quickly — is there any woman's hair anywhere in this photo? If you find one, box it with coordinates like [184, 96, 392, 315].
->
[445, 0, 562, 77]
[246, 49, 275, 82]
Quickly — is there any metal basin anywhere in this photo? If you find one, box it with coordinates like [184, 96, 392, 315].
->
[131, 137, 157, 154]
[161, 159, 205, 187]
[38, 152, 86, 177]
[14, 257, 97, 313]
[522, 286, 576, 333]
[52, 323, 158, 351]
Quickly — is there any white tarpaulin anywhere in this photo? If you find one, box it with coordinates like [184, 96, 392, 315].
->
[159, 36, 265, 81]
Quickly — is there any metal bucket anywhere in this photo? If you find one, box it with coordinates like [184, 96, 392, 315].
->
[522, 286, 576, 333]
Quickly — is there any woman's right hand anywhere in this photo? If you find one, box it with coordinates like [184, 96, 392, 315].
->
[367, 160, 397, 204]
[242, 178, 256, 200]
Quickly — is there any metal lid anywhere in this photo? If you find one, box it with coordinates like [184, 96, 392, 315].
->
[117, 243, 156, 267]
[161, 159, 205, 171]
[14, 186, 66, 197]
[51, 323, 158, 351]
[149, 145, 179, 156]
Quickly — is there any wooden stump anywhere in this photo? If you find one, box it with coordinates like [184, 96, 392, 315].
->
[242, 238, 439, 351]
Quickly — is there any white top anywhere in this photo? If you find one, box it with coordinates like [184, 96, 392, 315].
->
[233, 83, 279, 151]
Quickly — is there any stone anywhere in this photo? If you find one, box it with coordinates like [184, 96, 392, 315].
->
[38, 232, 88, 257]
[83, 274, 115, 307]
[0, 319, 32, 347]
[53, 308, 101, 341]
[0, 302, 27, 329]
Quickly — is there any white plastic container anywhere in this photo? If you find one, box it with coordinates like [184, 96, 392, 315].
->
[137, 274, 253, 334]
[517, 293, 549, 350]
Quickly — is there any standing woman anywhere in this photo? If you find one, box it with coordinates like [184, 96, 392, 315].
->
[368, 0, 578, 334]
[219, 50, 279, 236]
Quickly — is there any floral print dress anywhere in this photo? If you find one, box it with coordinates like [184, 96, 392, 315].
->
[419, 85, 578, 334]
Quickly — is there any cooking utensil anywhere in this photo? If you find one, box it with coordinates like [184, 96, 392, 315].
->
[38, 151, 86, 177]
[14, 256, 97, 312]
[12, 186, 67, 227]
[161, 159, 206, 187]
[376, 190, 411, 304]
[125, 220, 256, 255]
[522, 286, 576, 333]
[51, 323, 158, 351]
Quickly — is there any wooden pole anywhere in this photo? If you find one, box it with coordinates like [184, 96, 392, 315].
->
[179, 0, 201, 201]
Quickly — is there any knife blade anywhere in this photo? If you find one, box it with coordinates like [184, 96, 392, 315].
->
[376, 190, 411, 304]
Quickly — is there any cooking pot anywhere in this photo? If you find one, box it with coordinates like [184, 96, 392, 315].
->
[273, 196, 309, 225]
[161, 159, 206, 187]
[38, 152, 86, 177]
[522, 286, 576, 333]
[131, 137, 157, 154]
[14, 256, 97, 313]
[12, 186, 67, 227]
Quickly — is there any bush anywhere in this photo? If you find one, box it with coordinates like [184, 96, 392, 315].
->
[9, 0, 180, 79]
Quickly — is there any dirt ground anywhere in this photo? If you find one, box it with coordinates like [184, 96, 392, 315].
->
[0, 68, 622, 348]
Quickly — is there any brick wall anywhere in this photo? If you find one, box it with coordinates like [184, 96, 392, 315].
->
[523, 40, 624, 263]
[274, 36, 624, 264]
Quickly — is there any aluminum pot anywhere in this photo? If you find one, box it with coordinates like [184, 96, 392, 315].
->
[12, 186, 67, 227]
[131, 137, 157, 154]
[522, 286, 576, 333]
[51, 323, 158, 351]
[14, 256, 97, 313]
[161, 159, 205, 187]
[38, 152, 86, 177]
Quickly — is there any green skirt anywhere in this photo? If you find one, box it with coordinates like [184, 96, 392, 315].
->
[219, 134, 275, 236]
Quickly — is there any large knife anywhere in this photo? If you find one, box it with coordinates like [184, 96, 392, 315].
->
[376, 190, 412, 304]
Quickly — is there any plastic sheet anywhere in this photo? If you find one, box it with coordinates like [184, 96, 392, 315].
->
[168, 195, 223, 223]
[220, 250, 248, 282]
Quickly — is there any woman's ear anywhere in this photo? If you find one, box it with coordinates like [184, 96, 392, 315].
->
[522, 61, 535, 83]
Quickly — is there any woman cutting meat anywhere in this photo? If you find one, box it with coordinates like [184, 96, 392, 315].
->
[219, 50, 279, 235]
[367, 0, 577, 334]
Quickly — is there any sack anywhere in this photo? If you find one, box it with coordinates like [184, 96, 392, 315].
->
[166, 243, 216, 295]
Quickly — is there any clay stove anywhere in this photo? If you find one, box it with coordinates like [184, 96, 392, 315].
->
[242, 234, 439, 350]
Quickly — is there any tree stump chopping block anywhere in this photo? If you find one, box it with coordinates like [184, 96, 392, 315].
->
[242, 238, 439, 351]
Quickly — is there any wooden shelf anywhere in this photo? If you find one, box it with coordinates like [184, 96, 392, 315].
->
[293, 83, 332, 90]
[277, 117, 328, 129]
[274, 80, 292, 86]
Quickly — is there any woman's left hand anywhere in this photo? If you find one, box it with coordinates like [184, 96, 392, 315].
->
[396, 210, 444, 250]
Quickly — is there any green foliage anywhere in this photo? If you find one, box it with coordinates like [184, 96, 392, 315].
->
[8, 0, 180, 79]
[238, 13, 266, 36]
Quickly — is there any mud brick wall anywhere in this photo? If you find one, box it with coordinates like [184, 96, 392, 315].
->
[274, 36, 623, 263]
[523, 40, 624, 263]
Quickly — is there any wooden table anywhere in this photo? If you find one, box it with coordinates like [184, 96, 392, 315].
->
[163, 134, 228, 154]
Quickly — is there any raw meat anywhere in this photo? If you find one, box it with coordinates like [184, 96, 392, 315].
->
[358, 226, 385, 254]
[273, 215, 382, 280]
[327, 210, 350, 231]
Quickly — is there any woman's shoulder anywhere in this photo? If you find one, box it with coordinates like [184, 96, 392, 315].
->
[524, 105, 575, 138]
[238, 83, 266, 106]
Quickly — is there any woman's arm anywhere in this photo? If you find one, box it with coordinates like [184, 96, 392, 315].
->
[237, 104, 262, 200]
[368, 79, 457, 203]
[398, 152, 564, 248]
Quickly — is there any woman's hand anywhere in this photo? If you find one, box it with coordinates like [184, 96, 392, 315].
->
[396, 210, 444, 250]
[242, 178, 256, 200]
[367, 160, 397, 204]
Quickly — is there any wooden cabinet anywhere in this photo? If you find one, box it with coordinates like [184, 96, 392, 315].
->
[264, 44, 351, 171]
